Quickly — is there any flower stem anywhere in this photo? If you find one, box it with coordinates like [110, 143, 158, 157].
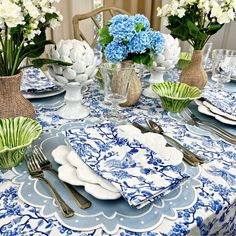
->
[11, 37, 26, 75]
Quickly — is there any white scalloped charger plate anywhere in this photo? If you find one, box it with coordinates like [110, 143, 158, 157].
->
[52, 145, 122, 200]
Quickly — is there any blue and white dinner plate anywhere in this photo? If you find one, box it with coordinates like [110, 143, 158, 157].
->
[12, 122, 201, 234]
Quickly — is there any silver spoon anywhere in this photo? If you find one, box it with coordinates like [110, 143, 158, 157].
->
[145, 119, 205, 165]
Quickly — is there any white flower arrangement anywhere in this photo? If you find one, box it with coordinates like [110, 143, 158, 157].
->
[0, 0, 66, 76]
[157, 0, 236, 50]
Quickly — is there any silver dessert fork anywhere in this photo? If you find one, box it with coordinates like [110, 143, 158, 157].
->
[180, 108, 236, 145]
[26, 154, 75, 218]
[33, 146, 91, 209]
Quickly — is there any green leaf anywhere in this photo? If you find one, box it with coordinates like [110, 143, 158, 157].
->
[45, 12, 59, 23]
[11, 25, 24, 46]
[135, 23, 144, 32]
[186, 20, 208, 42]
[21, 40, 54, 59]
[130, 51, 154, 68]
[33, 30, 47, 44]
[98, 26, 113, 46]
[206, 23, 223, 35]
[31, 58, 72, 68]
[168, 25, 189, 41]
[186, 20, 200, 38]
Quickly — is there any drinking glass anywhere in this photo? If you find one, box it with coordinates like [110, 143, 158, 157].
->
[212, 49, 236, 88]
[202, 42, 213, 70]
[99, 62, 133, 120]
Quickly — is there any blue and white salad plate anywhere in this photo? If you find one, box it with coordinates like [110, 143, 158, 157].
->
[12, 122, 201, 234]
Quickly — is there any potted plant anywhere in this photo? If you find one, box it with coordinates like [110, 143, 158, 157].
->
[98, 14, 165, 106]
[157, 0, 236, 89]
[0, 0, 70, 119]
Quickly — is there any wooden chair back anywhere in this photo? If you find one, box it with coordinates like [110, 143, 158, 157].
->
[73, 6, 130, 48]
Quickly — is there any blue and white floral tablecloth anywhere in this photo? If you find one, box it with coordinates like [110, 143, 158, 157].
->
[1, 78, 236, 236]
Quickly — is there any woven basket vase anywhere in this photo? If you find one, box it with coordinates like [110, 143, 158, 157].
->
[180, 50, 208, 90]
[0, 72, 35, 119]
[114, 61, 142, 107]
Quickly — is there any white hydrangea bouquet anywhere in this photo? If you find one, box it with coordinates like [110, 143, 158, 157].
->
[157, 0, 236, 50]
[0, 0, 69, 76]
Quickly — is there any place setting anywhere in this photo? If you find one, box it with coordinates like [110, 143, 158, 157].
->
[12, 119, 201, 234]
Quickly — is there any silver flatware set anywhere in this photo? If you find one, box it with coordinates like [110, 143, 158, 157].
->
[26, 146, 92, 218]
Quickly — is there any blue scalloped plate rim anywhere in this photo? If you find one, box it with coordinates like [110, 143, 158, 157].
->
[12, 121, 201, 234]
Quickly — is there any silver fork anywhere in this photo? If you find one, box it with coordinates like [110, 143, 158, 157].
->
[180, 108, 236, 145]
[33, 146, 91, 209]
[25, 154, 75, 218]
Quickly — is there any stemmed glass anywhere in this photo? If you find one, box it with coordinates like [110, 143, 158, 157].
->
[202, 42, 213, 70]
[99, 62, 133, 120]
[212, 49, 236, 89]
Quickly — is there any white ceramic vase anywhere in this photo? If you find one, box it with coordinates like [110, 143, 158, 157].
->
[57, 82, 89, 119]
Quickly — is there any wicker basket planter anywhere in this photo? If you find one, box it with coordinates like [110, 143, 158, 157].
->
[180, 50, 208, 90]
[119, 61, 142, 107]
[0, 72, 35, 119]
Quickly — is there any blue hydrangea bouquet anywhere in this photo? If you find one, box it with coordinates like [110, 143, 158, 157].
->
[99, 14, 165, 67]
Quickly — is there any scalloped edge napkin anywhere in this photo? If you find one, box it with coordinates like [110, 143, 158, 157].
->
[202, 88, 236, 118]
[65, 122, 189, 209]
[21, 67, 60, 93]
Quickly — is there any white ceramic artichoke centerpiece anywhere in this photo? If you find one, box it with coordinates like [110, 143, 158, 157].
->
[48, 40, 97, 119]
[143, 34, 180, 98]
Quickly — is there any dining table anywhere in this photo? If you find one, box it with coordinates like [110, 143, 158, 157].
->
[0, 68, 236, 236]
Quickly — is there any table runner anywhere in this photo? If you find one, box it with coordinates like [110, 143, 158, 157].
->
[1, 80, 236, 235]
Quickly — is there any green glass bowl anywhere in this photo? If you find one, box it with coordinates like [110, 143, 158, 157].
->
[0, 117, 42, 170]
[152, 82, 202, 112]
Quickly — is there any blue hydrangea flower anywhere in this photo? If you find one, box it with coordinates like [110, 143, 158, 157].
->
[150, 31, 165, 54]
[104, 42, 128, 63]
[128, 31, 151, 53]
[110, 14, 129, 23]
[109, 15, 136, 42]
[133, 14, 150, 30]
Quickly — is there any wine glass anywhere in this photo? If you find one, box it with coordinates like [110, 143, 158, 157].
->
[212, 49, 236, 89]
[202, 42, 213, 70]
[99, 62, 133, 120]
